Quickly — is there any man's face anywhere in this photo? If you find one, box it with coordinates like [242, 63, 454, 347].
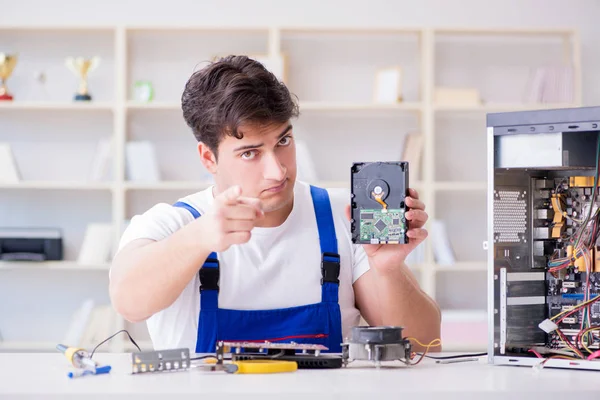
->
[200, 121, 297, 213]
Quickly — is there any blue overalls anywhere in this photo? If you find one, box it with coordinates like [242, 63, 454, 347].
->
[173, 185, 343, 353]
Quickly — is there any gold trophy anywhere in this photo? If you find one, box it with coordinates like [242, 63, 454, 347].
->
[0, 53, 18, 101]
[65, 56, 100, 101]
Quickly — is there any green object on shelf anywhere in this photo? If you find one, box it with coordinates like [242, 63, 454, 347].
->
[133, 81, 154, 102]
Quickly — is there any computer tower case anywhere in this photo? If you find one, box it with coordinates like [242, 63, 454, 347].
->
[488, 106, 600, 370]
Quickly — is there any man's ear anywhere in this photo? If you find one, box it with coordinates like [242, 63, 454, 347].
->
[198, 142, 218, 174]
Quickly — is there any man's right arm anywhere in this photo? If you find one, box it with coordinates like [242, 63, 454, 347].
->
[109, 186, 263, 323]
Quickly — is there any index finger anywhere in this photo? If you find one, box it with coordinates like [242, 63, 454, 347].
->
[408, 188, 419, 200]
[217, 185, 242, 206]
[236, 196, 264, 217]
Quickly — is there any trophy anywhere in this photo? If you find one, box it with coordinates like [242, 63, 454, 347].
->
[0, 53, 18, 101]
[65, 56, 100, 101]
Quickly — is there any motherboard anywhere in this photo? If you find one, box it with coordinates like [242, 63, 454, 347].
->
[534, 176, 600, 354]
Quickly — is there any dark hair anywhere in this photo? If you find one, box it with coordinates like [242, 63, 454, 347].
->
[181, 55, 299, 156]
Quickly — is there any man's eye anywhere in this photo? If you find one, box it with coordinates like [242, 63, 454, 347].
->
[279, 136, 292, 146]
[241, 151, 256, 160]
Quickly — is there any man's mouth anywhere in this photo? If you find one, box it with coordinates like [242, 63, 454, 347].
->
[264, 179, 288, 193]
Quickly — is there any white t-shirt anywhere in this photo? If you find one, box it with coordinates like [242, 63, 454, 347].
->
[115, 180, 370, 351]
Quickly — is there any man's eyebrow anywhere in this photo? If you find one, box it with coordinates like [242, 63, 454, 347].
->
[232, 124, 293, 152]
[233, 142, 263, 152]
[277, 124, 293, 139]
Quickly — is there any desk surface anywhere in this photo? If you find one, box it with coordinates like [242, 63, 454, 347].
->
[1, 353, 600, 399]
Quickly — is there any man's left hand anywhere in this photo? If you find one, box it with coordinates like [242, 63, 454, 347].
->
[345, 188, 428, 273]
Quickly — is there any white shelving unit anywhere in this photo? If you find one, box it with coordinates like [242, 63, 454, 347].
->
[0, 25, 581, 353]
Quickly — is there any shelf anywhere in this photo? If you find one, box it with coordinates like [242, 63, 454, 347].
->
[124, 181, 213, 191]
[435, 262, 487, 272]
[124, 181, 355, 191]
[0, 341, 56, 351]
[126, 101, 423, 112]
[0, 261, 110, 271]
[434, 103, 579, 113]
[434, 27, 575, 36]
[0, 181, 114, 190]
[299, 102, 422, 112]
[0, 26, 115, 32]
[126, 102, 180, 110]
[312, 181, 349, 188]
[124, 339, 154, 351]
[434, 181, 486, 191]
[442, 309, 487, 321]
[0, 102, 114, 111]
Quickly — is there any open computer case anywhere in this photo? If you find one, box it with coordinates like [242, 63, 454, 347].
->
[487, 106, 600, 370]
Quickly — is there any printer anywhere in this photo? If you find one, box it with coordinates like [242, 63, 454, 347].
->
[0, 228, 63, 261]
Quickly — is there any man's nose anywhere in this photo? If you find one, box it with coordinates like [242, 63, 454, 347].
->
[263, 152, 286, 181]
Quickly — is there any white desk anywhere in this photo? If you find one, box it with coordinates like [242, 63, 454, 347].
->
[1, 353, 599, 399]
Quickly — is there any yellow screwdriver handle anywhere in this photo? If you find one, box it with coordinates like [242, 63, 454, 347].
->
[230, 360, 298, 374]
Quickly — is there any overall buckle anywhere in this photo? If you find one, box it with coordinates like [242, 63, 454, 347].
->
[321, 252, 341, 285]
[199, 259, 220, 291]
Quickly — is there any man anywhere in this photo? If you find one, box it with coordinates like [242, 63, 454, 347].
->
[109, 55, 440, 353]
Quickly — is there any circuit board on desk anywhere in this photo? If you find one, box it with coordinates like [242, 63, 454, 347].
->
[218, 341, 342, 369]
[221, 342, 328, 351]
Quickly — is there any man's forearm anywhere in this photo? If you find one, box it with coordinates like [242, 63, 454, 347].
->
[109, 221, 211, 323]
[371, 261, 442, 351]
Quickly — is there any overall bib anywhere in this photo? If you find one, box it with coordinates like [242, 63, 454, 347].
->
[174, 185, 343, 353]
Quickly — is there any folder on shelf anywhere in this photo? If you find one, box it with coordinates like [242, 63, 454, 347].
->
[431, 219, 456, 265]
[295, 139, 318, 183]
[126, 141, 161, 182]
[79, 305, 119, 351]
[89, 137, 113, 181]
[434, 87, 481, 106]
[523, 66, 574, 104]
[401, 132, 424, 181]
[77, 223, 113, 265]
[373, 67, 403, 104]
[0, 143, 21, 183]
[405, 240, 425, 266]
[62, 299, 95, 347]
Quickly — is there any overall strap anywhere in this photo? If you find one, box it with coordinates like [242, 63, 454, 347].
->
[309, 186, 340, 304]
[173, 201, 219, 310]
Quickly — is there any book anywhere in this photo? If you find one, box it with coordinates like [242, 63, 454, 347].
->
[405, 241, 425, 266]
[126, 141, 161, 182]
[62, 299, 95, 347]
[77, 223, 113, 265]
[523, 66, 574, 104]
[89, 137, 113, 181]
[431, 219, 456, 265]
[0, 143, 20, 183]
[434, 87, 481, 106]
[401, 133, 424, 182]
[79, 305, 118, 351]
[373, 67, 403, 104]
[295, 140, 318, 183]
